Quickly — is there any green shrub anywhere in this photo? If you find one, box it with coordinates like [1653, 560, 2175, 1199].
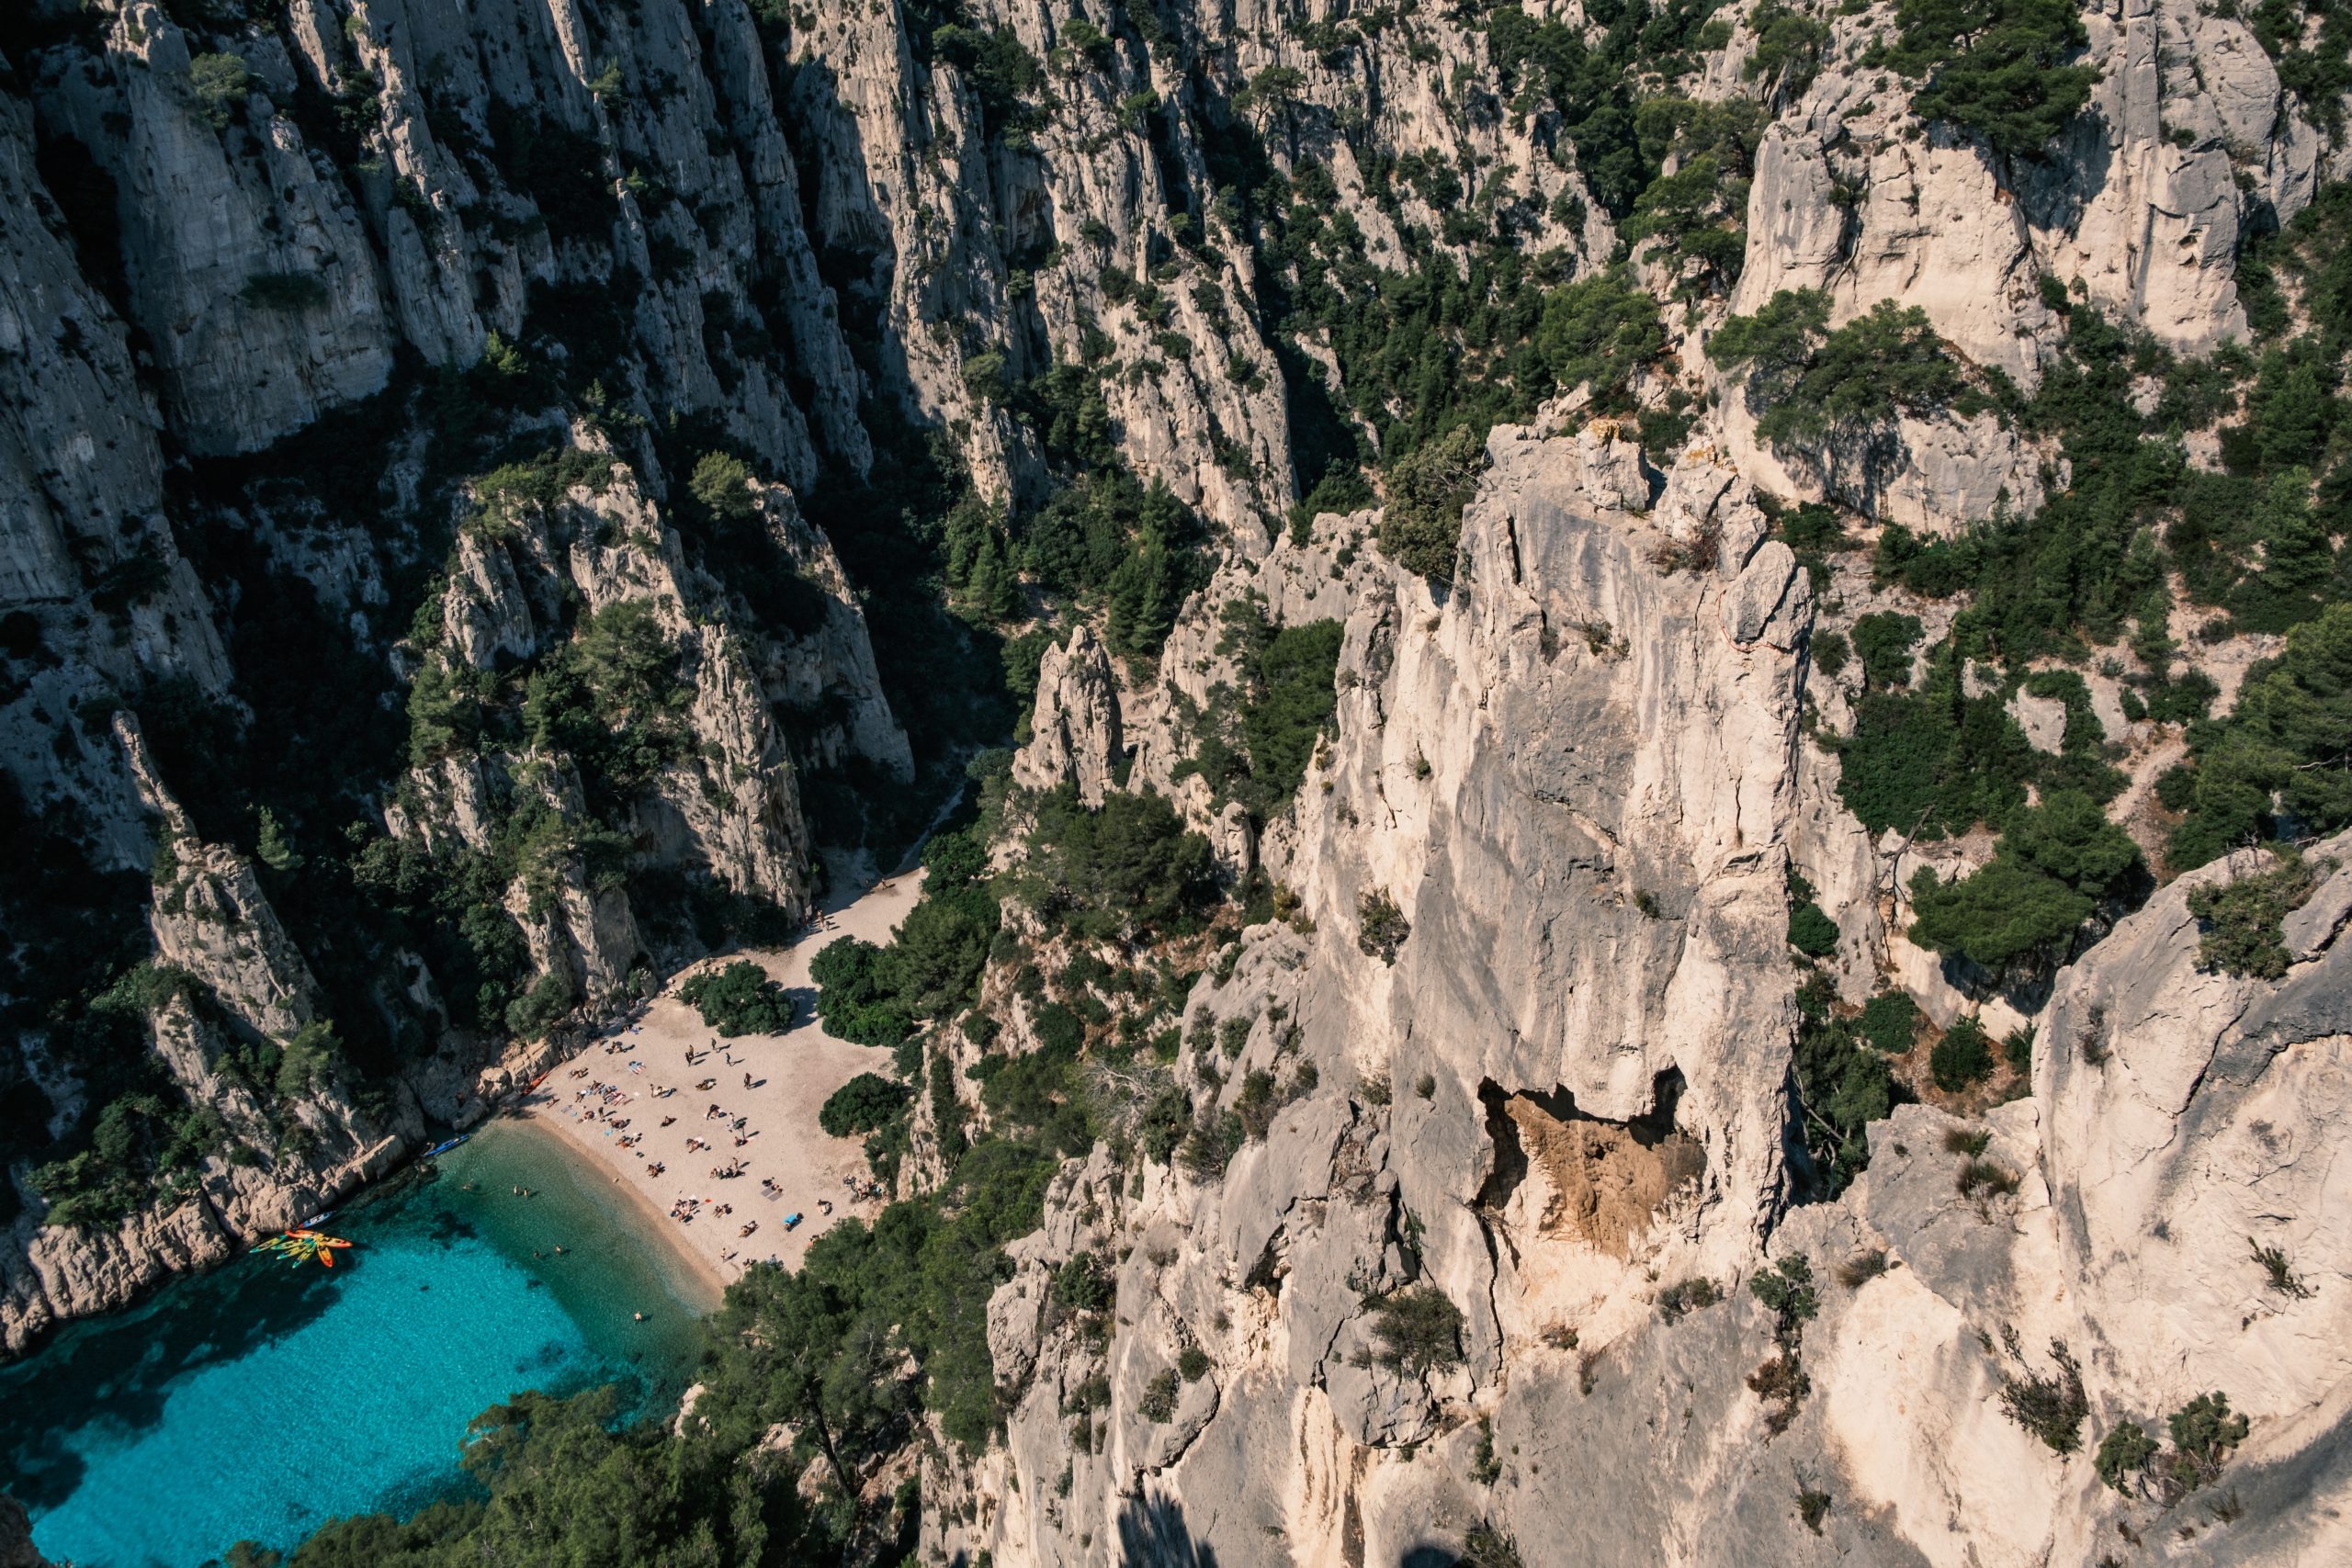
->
[1745, 1, 1832, 96]
[1710, 291, 1961, 454]
[1749, 1255, 1819, 1338]
[1787, 900, 1839, 957]
[1460, 1523, 1524, 1568]
[1016, 787, 1217, 942]
[1357, 888, 1412, 964]
[1850, 612, 1924, 688]
[1137, 1368, 1181, 1422]
[504, 968, 575, 1040]
[1171, 603, 1343, 820]
[1177, 1345, 1211, 1381]
[2187, 851, 2317, 980]
[809, 938, 914, 1045]
[887, 893, 996, 1018]
[1052, 1250, 1114, 1312]
[1233, 1068, 1281, 1140]
[1656, 1276, 1722, 1323]
[1908, 791, 2142, 967]
[1858, 991, 1920, 1054]
[1534, 268, 1666, 399]
[188, 52, 252, 128]
[2165, 1391, 2250, 1492]
[1032, 1001, 1084, 1057]
[1217, 1015, 1252, 1058]
[1366, 1285, 1466, 1372]
[1790, 976, 1895, 1195]
[679, 960, 794, 1036]
[1836, 1249, 1891, 1288]
[240, 272, 329, 311]
[688, 451, 758, 521]
[1955, 1156, 2018, 1197]
[1138, 1085, 1191, 1165]
[1909, 860, 2090, 969]
[2248, 1235, 2312, 1299]
[932, 24, 1047, 141]
[2166, 606, 2352, 867]
[275, 1019, 340, 1098]
[1998, 1339, 2087, 1453]
[2003, 1026, 2033, 1075]
[819, 1072, 910, 1137]
[2095, 1419, 2159, 1493]
[1471, 1415, 1502, 1484]
[1928, 1016, 1995, 1091]
[1179, 1107, 1243, 1178]
[1377, 425, 1487, 581]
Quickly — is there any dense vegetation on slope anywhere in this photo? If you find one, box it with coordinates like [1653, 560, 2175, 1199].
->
[1171, 602, 1345, 822]
[1193, 1, 1761, 581]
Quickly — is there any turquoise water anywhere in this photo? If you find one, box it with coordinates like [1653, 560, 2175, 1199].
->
[0, 1119, 713, 1568]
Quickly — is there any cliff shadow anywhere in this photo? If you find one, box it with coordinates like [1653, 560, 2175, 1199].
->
[0, 1247, 345, 1509]
[1116, 1491, 1222, 1567]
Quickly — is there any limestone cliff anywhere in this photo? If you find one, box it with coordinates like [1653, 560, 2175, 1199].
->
[0, 0, 916, 1349]
[6, 0, 2352, 1562]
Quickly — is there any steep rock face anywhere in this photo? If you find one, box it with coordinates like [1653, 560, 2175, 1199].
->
[1732, 0, 2345, 378]
[0, 0, 917, 1346]
[17, 0, 884, 483]
[394, 445, 910, 1002]
[966, 424, 1822, 1564]
[1719, 396, 2049, 536]
[2038, 840, 2352, 1468]
[0, 71, 231, 871]
[942, 330, 2352, 1562]
[1753, 837, 2352, 1568]
[1010, 624, 1123, 805]
[779, 0, 1299, 530]
[127, 714, 322, 1042]
[752, 494, 912, 783]
[1, 720, 414, 1356]
[40, 4, 399, 455]
[1714, 0, 2352, 536]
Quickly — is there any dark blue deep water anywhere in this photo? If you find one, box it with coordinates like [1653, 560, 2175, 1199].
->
[1, 1120, 711, 1567]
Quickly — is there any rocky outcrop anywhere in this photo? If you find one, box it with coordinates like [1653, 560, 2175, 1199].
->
[1010, 625, 1122, 805]
[391, 444, 910, 1005]
[39, 4, 399, 454]
[967, 422, 1823, 1563]
[961, 489, 2352, 1567]
[1733, 0, 2346, 381]
[0, 1488, 52, 1568]
[1719, 389, 2048, 536]
[120, 714, 322, 1042]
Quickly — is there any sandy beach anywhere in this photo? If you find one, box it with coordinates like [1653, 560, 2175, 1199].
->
[516, 867, 926, 1290]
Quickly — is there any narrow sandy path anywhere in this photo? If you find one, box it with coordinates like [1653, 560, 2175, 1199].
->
[518, 868, 925, 1286]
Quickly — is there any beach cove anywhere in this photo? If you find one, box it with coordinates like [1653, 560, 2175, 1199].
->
[519, 868, 925, 1280]
[1, 863, 927, 1566]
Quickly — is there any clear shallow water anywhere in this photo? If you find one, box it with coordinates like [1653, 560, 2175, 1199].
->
[1, 1119, 711, 1568]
